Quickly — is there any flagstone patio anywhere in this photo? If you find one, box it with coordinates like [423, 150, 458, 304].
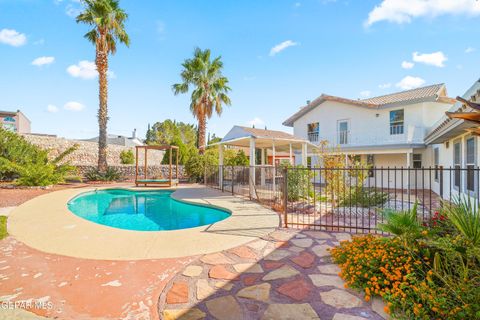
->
[159, 229, 388, 320]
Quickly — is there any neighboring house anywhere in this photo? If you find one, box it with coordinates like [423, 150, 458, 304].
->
[0, 109, 31, 133]
[83, 129, 144, 147]
[425, 79, 480, 201]
[283, 84, 455, 170]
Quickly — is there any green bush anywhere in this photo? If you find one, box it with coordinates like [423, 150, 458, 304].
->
[339, 187, 388, 207]
[0, 128, 78, 186]
[85, 167, 123, 181]
[0, 216, 7, 240]
[119, 150, 135, 164]
[285, 166, 314, 201]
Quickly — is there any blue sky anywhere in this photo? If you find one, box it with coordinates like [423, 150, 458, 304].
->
[1, 0, 480, 139]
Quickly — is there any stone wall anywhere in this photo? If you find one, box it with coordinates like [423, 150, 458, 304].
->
[76, 165, 187, 181]
[22, 134, 164, 166]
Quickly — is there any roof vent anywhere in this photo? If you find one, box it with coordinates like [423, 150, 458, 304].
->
[306, 100, 311, 105]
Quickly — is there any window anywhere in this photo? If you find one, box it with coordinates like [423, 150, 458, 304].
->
[3, 116, 15, 122]
[2, 123, 16, 132]
[466, 137, 476, 192]
[307, 122, 319, 142]
[434, 148, 439, 181]
[454, 142, 461, 190]
[390, 109, 404, 135]
[338, 120, 349, 145]
[412, 154, 422, 169]
[307, 156, 312, 168]
[367, 154, 374, 177]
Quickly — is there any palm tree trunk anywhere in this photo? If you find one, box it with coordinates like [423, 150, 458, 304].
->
[96, 49, 109, 173]
[198, 113, 206, 154]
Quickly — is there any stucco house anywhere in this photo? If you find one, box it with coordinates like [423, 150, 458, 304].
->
[0, 109, 31, 134]
[425, 79, 480, 200]
[283, 84, 455, 169]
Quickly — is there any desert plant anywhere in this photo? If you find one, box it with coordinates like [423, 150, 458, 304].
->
[0, 128, 78, 186]
[85, 166, 122, 181]
[379, 202, 423, 247]
[285, 165, 314, 201]
[119, 149, 134, 164]
[441, 196, 480, 246]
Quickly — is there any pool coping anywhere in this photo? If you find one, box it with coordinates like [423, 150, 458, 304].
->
[7, 185, 280, 260]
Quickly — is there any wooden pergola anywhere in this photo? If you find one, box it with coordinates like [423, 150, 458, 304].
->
[135, 145, 179, 187]
[446, 96, 480, 135]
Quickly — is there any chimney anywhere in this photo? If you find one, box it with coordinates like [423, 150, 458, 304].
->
[132, 128, 137, 139]
[306, 100, 311, 105]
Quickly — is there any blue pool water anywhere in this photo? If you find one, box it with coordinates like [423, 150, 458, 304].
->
[67, 189, 230, 231]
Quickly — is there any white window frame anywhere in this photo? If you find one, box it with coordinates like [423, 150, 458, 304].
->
[465, 136, 477, 195]
[389, 109, 404, 135]
[453, 140, 462, 191]
[337, 119, 349, 145]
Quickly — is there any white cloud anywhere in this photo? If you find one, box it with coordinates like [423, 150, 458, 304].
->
[412, 51, 447, 67]
[47, 104, 59, 113]
[396, 76, 425, 90]
[67, 60, 116, 80]
[465, 47, 476, 53]
[365, 0, 480, 26]
[64, 101, 85, 111]
[294, 2, 301, 8]
[65, 4, 81, 17]
[378, 83, 391, 89]
[360, 90, 371, 98]
[33, 38, 45, 45]
[0, 29, 27, 47]
[401, 61, 414, 69]
[247, 117, 265, 127]
[156, 20, 166, 38]
[269, 40, 298, 56]
[32, 56, 55, 67]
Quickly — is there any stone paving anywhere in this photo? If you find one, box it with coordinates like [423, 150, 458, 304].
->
[159, 229, 386, 320]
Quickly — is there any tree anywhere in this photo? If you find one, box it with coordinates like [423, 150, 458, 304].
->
[172, 48, 231, 154]
[76, 0, 130, 172]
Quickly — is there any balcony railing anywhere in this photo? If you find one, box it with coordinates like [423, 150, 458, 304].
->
[308, 132, 319, 142]
[338, 131, 349, 145]
[304, 125, 424, 147]
[390, 124, 404, 135]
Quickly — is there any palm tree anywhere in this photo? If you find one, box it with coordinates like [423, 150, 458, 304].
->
[76, 0, 129, 172]
[173, 48, 231, 154]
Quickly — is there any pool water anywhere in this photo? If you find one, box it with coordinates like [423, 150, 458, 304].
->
[67, 189, 230, 231]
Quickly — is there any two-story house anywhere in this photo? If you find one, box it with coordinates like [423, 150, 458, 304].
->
[283, 84, 455, 168]
[0, 109, 31, 133]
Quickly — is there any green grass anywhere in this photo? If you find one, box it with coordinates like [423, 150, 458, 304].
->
[0, 216, 7, 240]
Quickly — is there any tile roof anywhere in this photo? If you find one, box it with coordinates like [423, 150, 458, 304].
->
[360, 83, 447, 105]
[283, 83, 454, 127]
[236, 126, 302, 140]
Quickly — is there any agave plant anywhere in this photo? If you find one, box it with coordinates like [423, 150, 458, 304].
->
[442, 196, 480, 247]
[379, 202, 423, 247]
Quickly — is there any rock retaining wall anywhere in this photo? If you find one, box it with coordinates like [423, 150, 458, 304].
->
[22, 134, 164, 166]
[75, 165, 187, 181]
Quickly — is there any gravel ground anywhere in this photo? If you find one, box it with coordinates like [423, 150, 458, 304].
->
[0, 184, 92, 207]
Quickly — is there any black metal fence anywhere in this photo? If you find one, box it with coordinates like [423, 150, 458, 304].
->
[204, 165, 480, 234]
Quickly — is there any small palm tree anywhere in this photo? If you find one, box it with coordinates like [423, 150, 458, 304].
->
[442, 196, 480, 246]
[379, 202, 423, 247]
[172, 48, 231, 154]
[76, 0, 130, 172]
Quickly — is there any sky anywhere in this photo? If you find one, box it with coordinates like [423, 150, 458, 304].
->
[1, 0, 480, 140]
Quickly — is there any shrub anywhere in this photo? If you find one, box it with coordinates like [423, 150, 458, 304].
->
[0, 128, 78, 186]
[331, 199, 480, 319]
[339, 187, 388, 208]
[0, 216, 7, 240]
[119, 150, 135, 164]
[85, 167, 123, 182]
[285, 166, 314, 201]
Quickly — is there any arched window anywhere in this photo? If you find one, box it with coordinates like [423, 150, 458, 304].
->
[3, 116, 15, 122]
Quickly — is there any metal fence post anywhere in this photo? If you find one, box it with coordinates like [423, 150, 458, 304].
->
[439, 166, 444, 200]
[204, 166, 207, 186]
[221, 165, 225, 192]
[283, 167, 288, 228]
[231, 166, 235, 195]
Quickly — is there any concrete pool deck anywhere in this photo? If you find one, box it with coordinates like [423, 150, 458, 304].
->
[8, 185, 279, 260]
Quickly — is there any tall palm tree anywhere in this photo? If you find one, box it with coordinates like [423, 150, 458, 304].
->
[173, 48, 231, 154]
[76, 0, 129, 172]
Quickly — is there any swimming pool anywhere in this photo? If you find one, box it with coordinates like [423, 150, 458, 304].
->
[67, 189, 231, 231]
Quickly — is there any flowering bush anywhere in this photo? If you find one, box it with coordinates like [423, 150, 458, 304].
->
[331, 206, 480, 319]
